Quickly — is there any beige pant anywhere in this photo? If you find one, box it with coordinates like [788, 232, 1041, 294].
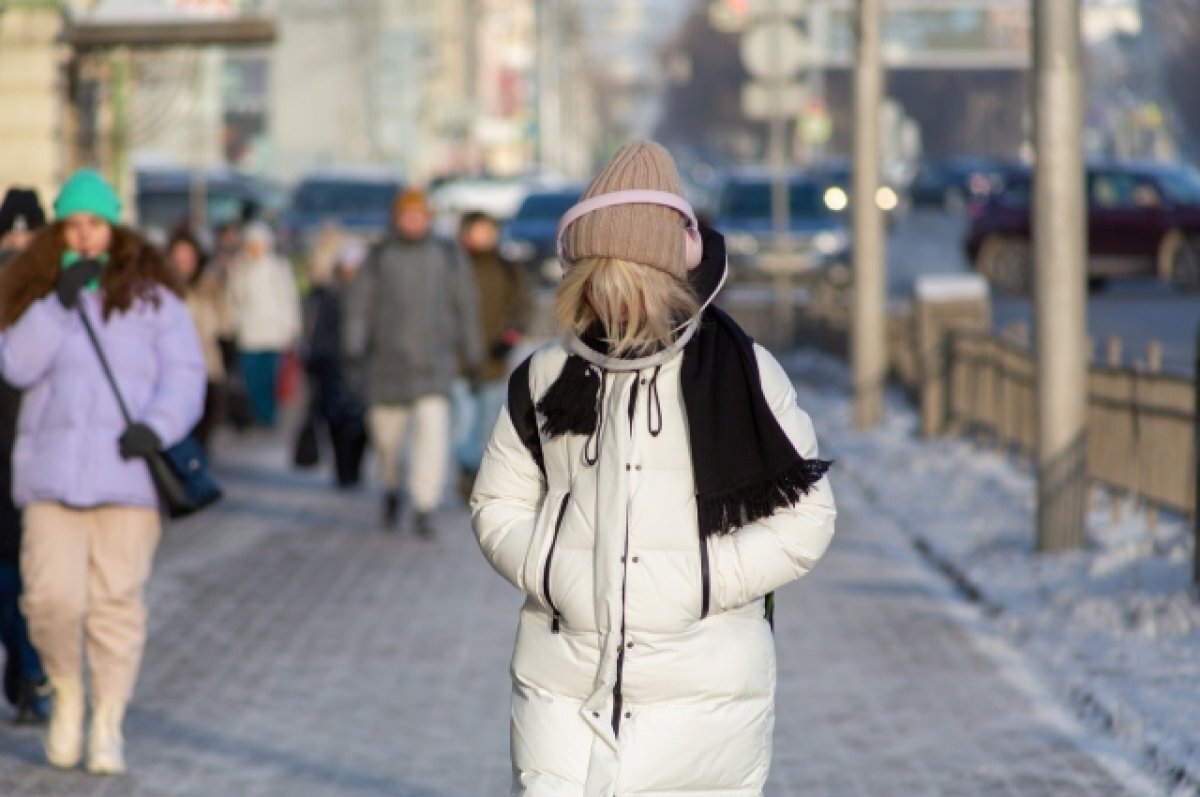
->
[369, 396, 450, 512]
[21, 502, 161, 703]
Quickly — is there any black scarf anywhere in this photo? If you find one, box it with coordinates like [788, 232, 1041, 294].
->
[536, 226, 830, 537]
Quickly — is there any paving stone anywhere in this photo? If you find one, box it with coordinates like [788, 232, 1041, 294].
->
[0, 420, 1162, 796]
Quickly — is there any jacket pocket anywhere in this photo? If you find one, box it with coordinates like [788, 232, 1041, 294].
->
[699, 533, 712, 620]
[543, 492, 570, 633]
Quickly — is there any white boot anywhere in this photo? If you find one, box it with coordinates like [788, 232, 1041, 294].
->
[45, 678, 85, 769]
[86, 699, 126, 775]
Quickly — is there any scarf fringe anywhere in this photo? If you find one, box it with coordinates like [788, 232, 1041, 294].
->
[537, 356, 600, 438]
[697, 458, 832, 538]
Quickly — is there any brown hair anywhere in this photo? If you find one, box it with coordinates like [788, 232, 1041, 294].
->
[555, 256, 699, 357]
[0, 221, 183, 328]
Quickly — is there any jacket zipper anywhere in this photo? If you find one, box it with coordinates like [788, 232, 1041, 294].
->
[613, 378, 639, 737]
[543, 492, 570, 633]
[699, 533, 711, 620]
[612, 515, 631, 736]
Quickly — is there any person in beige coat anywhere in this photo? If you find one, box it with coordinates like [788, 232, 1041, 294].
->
[168, 229, 233, 450]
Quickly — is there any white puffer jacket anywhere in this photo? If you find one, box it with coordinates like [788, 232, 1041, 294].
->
[471, 335, 836, 797]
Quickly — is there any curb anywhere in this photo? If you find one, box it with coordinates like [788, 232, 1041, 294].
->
[835, 452, 1200, 796]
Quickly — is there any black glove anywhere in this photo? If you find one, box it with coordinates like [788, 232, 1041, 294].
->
[55, 258, 103, 310]
[118, 423, 162, 460]
[489, 339, 515, 361]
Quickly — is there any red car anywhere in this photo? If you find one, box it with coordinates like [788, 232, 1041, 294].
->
[964, 162, 1200, 293]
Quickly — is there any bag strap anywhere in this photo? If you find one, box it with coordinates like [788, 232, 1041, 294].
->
[76, 304, 134, 425]
[507, 354, 545, 480]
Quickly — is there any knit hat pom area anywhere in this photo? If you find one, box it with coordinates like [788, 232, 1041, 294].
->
[563, 140, 691, 278]
[54, 169, 122, 225]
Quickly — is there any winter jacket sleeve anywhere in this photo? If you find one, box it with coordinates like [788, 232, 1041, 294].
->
[140, 292, 207, 447]
[0, 295, 72, 389]
[707, 345, 836, 614]
[470, 405, 546, 593]
[341, 246, 377, 360]
[450, 243, 484, 375]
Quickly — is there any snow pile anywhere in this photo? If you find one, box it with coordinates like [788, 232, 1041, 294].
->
[784, 348, 1200, 795]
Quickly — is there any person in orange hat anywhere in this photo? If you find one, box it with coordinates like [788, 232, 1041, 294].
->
[342, 186, 482, 536]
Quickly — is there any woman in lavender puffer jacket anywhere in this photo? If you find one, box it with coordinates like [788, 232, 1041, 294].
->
[0, 170, 204, 776]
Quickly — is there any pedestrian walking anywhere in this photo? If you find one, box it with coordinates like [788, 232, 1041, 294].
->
[226, 221, 300, 428]
[168, 229, 232, 451]
[0, 187, 51, 725]
[470, 141, 837, 796]
[0, 169, 205, 775]
[343, 188, 483, 536]
[454, 211, 533, 501]
[297, 225, 367, 487]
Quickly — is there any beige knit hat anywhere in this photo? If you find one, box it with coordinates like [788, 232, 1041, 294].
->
[563, 140, 689, 278]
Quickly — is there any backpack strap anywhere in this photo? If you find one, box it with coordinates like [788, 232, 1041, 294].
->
[507, 354, 546, 480]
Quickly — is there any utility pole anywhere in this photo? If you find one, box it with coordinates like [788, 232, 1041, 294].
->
[1033, 0, 1088, 552]
[536, 0, 561, 174]
[851, 0, 885, 430]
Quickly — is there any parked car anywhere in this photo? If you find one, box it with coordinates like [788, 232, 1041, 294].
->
[135, 166, 275, 242]
[964, 161, 1200, 293]
[428, 175, 536, 237]
[499, 185, 584, 284]
[910, 156, 1017, 212]
[712, 169, 851, 283]
[280, 169, 403, 254]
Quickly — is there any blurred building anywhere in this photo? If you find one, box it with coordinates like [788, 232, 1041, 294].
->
[0, 1, 72, 202]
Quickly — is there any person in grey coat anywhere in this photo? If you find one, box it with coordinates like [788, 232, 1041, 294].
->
[342, 188, 482, 535]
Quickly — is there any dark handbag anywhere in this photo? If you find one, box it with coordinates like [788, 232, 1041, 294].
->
[77, 304, 223, 519]
[292, 413, 321, 469]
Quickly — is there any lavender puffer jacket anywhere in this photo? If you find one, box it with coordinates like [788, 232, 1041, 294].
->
[0, 289, 205, 510]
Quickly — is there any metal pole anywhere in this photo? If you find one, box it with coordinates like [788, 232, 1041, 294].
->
[1033, 0, 1088, 552]
[851, 0, 886, 429]
[1193, 322, 1199, 586]
[768, 0, 793, 345]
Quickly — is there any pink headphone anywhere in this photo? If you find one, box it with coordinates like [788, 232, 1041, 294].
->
[556, 189, 704, 272]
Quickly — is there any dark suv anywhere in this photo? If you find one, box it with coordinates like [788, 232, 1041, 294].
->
[499, 186, 584, 284]
[964, 162, 1200, 292]
[713, 170, 851, 283]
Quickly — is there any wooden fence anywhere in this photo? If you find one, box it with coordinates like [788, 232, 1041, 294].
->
[792, 288, 1197, 523]
[946, 329, 1196, 520]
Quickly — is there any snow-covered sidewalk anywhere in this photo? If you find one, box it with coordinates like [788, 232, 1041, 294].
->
[787, 348, 1200, 797]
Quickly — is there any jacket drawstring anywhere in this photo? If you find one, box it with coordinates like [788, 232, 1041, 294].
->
[647, 365, 663, 437]
[583, 367, 607, 466]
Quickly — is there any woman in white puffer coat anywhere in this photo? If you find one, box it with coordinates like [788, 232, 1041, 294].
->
[470, 141, 837, 797]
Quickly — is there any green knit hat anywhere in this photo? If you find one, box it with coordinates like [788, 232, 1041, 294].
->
[54, 169, 121, 224]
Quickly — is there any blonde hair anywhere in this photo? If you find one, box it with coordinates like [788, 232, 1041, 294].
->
[555, 257, 699, 357]
[308, 223, 344, 286]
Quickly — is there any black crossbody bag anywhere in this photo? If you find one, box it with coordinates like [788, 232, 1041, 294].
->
[77, 305, 222, 519]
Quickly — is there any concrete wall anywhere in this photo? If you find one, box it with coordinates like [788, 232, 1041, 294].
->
[0, 6, 65, 202]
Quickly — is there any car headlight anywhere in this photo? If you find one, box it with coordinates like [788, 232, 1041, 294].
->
[875, 186, 899, 211]
[500, 239, 536, 262]
[813, 229, 849, 255]
[824, 186, 849, 212]
[726, 232, 759, 255]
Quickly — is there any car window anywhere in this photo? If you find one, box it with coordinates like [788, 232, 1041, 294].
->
[1157, 168, 1200, 205]
[515, 192, 580, 221]
[1088, 171, 1156, 209]
[720, 181, 827, 219]
[293, 181, 400, 215]
[137, 189, 245, 229]
[1130, 180, 1163, 210]
[998, 180, 1030, 209]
